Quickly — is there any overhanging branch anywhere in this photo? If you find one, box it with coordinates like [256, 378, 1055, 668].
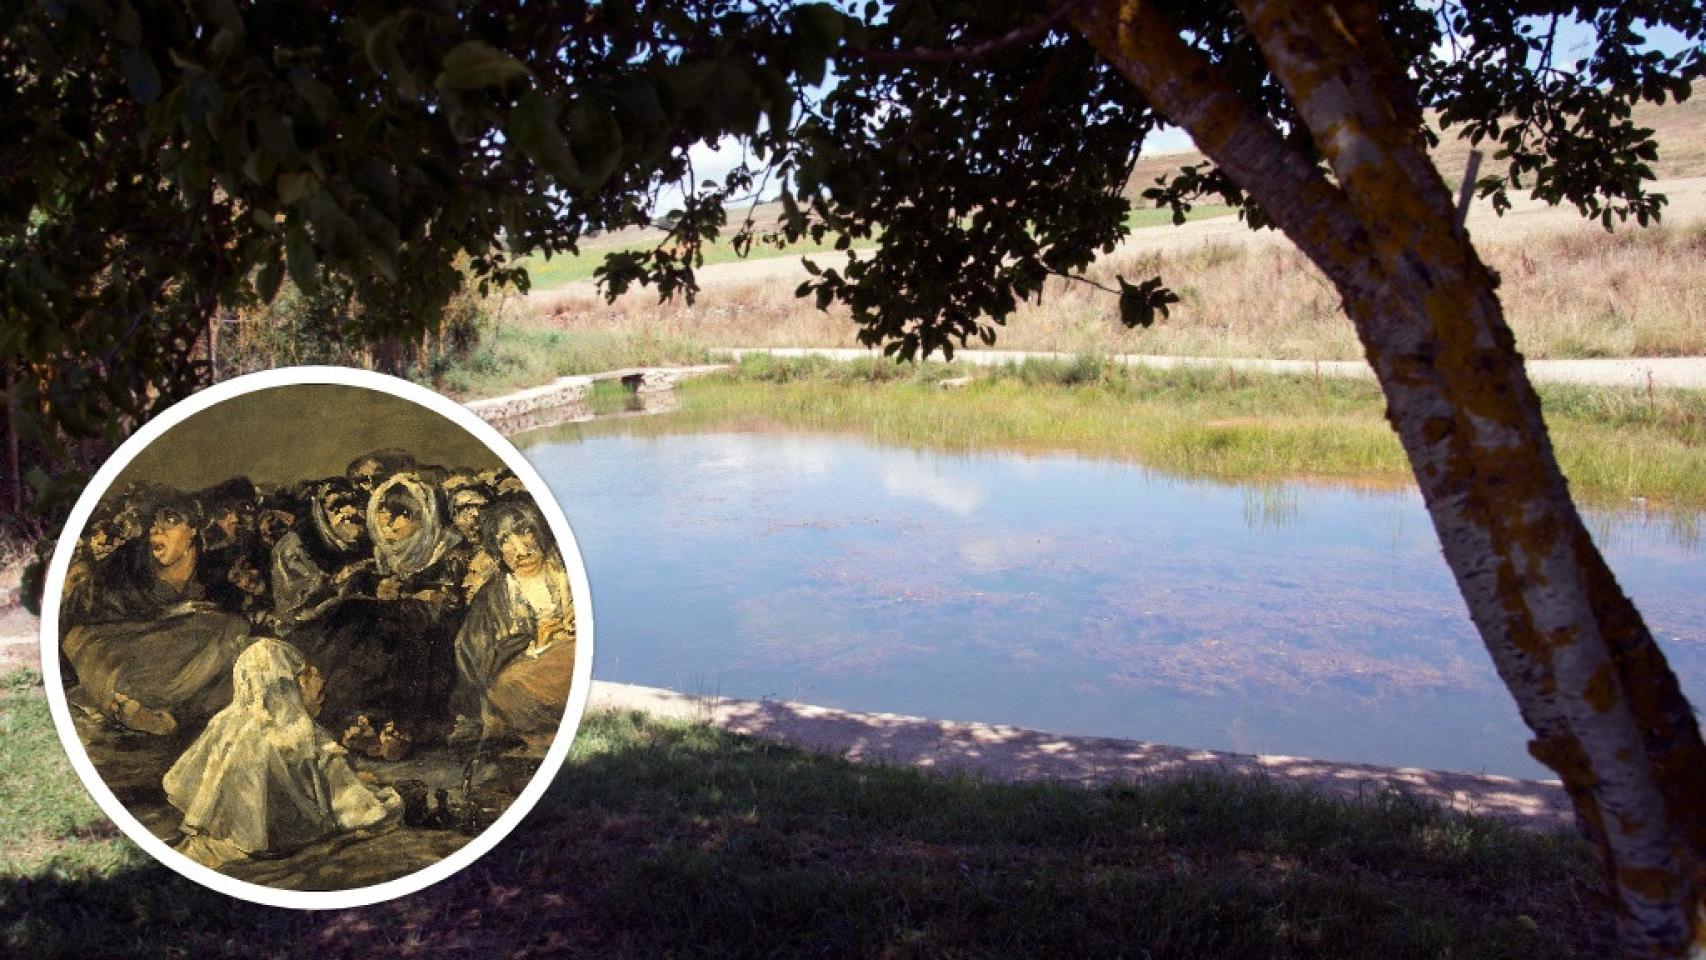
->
[853, 0, 1092, 66]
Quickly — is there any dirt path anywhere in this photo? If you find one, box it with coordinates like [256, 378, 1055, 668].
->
[723, 346, 1706, 390]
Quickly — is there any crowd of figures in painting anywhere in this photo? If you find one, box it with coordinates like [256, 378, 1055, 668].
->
[56, 449, 576, 869]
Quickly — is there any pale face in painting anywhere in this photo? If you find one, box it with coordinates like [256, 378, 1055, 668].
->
[375, 504, 420, 545]
[148, 513, 195, 568]
[324, 499, 364, 545]
[499, 529, 545, 577]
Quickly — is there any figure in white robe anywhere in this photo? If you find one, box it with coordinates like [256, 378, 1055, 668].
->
[163, 637, 402, 868]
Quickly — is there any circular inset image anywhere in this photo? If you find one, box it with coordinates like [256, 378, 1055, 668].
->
[38, 367, 593, 908]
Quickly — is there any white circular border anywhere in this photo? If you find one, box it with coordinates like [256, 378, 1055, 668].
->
[37, 366, 596, 910]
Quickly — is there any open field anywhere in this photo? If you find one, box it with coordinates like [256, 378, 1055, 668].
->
[504, 98, 1706, 364]
[2, 675, 1609, 958]
[514, 214, 1706, 363]
[523, 98, 1706, 274]
[515, 203, 1234, 291]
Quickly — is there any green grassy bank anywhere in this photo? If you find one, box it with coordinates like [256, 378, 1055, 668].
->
[430, 326, 719, 397]
[549, 354, 1706, 510]
[2, 674, 1606, 958]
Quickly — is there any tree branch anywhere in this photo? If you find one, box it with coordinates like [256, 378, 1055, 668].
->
[855, 0, 1092, 66]
[1066, 0, 1382, 305]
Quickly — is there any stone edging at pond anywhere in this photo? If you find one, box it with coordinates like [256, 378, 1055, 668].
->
[591, 680, 1575, 833]
[463, 364, 729, 429]
[0, 609, 1572, 833]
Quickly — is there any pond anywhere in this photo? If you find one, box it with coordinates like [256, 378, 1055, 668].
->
[515, 426, 1706, 781]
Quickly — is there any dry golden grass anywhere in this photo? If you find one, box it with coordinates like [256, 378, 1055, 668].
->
[510, 99, 1706, 361]
[513, 219, 1706, 361]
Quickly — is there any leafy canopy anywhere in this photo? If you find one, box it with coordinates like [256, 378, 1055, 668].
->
[2, 0, 1700, 527]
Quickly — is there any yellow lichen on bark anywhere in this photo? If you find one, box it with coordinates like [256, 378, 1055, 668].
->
[1620, 865, 1681, 901]
[1586, 662, 1622, 714]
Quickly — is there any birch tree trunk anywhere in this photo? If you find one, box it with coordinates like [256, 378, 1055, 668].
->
[1070, 1, 1706, 954]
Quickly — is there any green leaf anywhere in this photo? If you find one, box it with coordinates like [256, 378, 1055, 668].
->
[509, 89, 580, 183]
[276, 171, 316, 205]
[284, 221, 319, 294]
[568, 96, 625, 189]
[1117, 276, 1179, 329]
[759, 68, 795, 136]
[255, 106, 295, 155]
[362, 16, 407, 87]
[438, 40, 528, 91]
[795, 4, 844, 51]
[120, 47, 161, 104]
[290, 67, 338, 122]
[254, 253, 284, 302]
[611, 76, 665, 136]
[110, 1, 143, 45]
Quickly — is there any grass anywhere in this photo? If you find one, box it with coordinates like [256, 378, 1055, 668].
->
[0, 672, 133, 879]
[549, 356, 1706, 510]
[427, 326, 717, 397]
[515, 221, 1706, 363]
[1, 674, 1609, 958]
[515, 204, 1234, 293]
[517, 229, 853, 291]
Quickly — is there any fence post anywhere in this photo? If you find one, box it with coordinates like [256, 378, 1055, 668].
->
[1455, 149, 1483, 228]
[1, 360, 19, 519]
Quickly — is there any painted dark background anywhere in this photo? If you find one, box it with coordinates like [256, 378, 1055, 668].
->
[113, 383, 503, 494]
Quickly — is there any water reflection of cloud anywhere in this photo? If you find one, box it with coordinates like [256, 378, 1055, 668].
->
[692, 433, 836, 478]
[958, 533, 1055, 573]
[879, 460, 983, 516]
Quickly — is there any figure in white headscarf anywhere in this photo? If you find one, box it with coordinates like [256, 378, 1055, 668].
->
[368, 472, 463, 600]
[281, 473, 468, 730]
[164, 637, 402, 868]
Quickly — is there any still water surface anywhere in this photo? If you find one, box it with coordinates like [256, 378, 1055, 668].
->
[517, 427, 1706, 780]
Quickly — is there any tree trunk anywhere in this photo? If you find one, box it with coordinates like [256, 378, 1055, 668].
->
[1071, 1, 1706, 954]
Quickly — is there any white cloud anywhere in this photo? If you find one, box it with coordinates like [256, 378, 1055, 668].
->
[879, 460, 983, 516]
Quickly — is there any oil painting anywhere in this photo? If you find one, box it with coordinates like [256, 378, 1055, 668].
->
[41, 370, 592, 904]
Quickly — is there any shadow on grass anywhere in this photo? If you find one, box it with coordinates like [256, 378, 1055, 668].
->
[4, 710, 1610, 959]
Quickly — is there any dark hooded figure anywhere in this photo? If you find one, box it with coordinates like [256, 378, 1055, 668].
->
[196, 476, 261, 612]
[269, 477, 374, 623]
[59, 489, 255, 736]
[345, 448, 418, 498]
[206, 540, 274, 621]
[197, 477, 259, 553]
